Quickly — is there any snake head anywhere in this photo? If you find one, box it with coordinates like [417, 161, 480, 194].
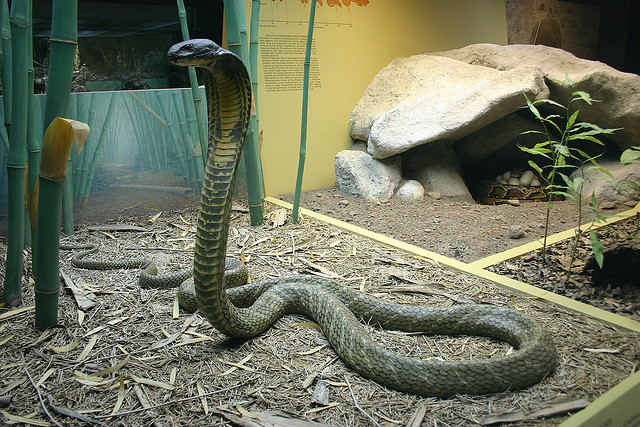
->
[168, 39, 227, 66]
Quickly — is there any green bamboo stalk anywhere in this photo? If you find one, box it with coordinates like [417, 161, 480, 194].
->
[81, 92, 116, 208]
[292, 0, 317, 224]
[35, 117, 88, 329]
[224, 0, 264, 225]
[175, 0, 207, 163]
[1, 0, 12, 134]
[26, 2, 40, 246]
[43, 0, 78, 234]
[3, 0, 30, 306]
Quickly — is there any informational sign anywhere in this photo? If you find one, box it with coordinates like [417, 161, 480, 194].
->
[260, 34, 320, 92]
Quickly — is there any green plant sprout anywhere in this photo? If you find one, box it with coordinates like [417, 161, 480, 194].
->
[518, 76, 621, 276]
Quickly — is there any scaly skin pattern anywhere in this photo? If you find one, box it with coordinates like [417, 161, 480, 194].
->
[167, 39, 557, 397]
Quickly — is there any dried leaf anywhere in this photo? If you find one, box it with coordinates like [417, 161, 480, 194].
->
[236, 404, 259, 419]
[130, 375, 176, 390]
[110, 376, 126, 416]
[35, 368, 56, 387]
[48, 339, 80, 353]
[73, 371, 113, 387]
[584, 347, 620, 354]
[197, 380, 209, 415]
[149, 212, 163, 223]
[92, 356, 130, 377]
[78, 335, 99, 361]
[0, 305, 35, 321]
[0, 410, 52, 426]
[298, 344, 327, 355]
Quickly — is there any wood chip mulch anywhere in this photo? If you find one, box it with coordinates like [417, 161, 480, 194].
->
[0, 201, 638, 426]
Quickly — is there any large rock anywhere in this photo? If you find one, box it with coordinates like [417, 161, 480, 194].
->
[425, 44, 640, 151]
[570, 159, 640, 202]
[402, 142, 473, 201]
[453, 112, 543, 159]
[334, 150, 401, 203]
[349, 55, 549, 159]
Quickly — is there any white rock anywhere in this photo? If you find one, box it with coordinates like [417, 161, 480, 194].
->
[395, 180, 425, 201]
[519, 170, 535, 186]
[363, 65, 548, 159]
[426, 43, 640, 151]
[570, 159, 640, 202]
[334, 150, 402, 203]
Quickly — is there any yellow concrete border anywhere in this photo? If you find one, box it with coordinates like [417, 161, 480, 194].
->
[266, 197, 640, 333]
[558, 370, 640, 427]
[266, 196, 640, 425]
[470, 203, 640, 269]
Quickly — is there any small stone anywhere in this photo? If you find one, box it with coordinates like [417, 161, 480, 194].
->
[507, 199, 521, 206]
[315, 193, 323, 197]
[600, 201, 616, 210]
[395, 179, 425, 201]
[427, 191, 442, 199]
[338, 199, 349, 207]
[507, 177, 520, 186]
[625, 200, 638, 207]
[509, 225, 525, 239]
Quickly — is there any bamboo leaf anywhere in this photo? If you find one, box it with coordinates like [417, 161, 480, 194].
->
[589, 231, 605, 269]
[0, 411, 52, 426]
[130, 375, 176, 390]
[48, 339, 80, 353]
[572, 90, 595, 105]
[621, 147, 640, 164]
[110, 376, 126, 416]
[566, 110, 579, 128]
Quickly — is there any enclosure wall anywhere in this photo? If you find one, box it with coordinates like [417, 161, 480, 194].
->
[248, 0, 508, 196]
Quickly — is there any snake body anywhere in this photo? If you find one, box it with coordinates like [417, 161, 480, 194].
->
[164, 39, 557, 397]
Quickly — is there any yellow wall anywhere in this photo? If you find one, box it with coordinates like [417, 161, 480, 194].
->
[247, 0, 507, 197]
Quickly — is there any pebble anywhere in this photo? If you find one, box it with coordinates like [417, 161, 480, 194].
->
[338, 200, 349, 207]
[427, 191, 442, 200]
[624, 200, 638, 207]
[506, 199, 521, 206]
[509, 225, 525, 239]
[600, 201, 616, 210]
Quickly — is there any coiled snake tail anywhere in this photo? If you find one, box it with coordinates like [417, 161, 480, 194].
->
[167, 39, 557, 397]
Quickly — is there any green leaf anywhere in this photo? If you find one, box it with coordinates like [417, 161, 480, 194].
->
[589, 231, 605, 269]
[555, 144, 570, 157]
[567, 110, 580, 128]
[536, 98, 567, 110]
[620, 148, 640, 164]
[527, 160, 544, 176]
[572, 90, 595, 105]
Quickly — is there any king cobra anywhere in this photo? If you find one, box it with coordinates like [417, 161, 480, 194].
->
[163, 39, 557, 397]
[72, 39, 556, 398]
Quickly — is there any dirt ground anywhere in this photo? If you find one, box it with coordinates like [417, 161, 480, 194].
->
[0, 178, 638, 426]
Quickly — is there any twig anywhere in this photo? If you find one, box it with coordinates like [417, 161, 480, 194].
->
[344, 375, 379, 427]
[24, 368, 64, 427]
[94, 383, 245, 419]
